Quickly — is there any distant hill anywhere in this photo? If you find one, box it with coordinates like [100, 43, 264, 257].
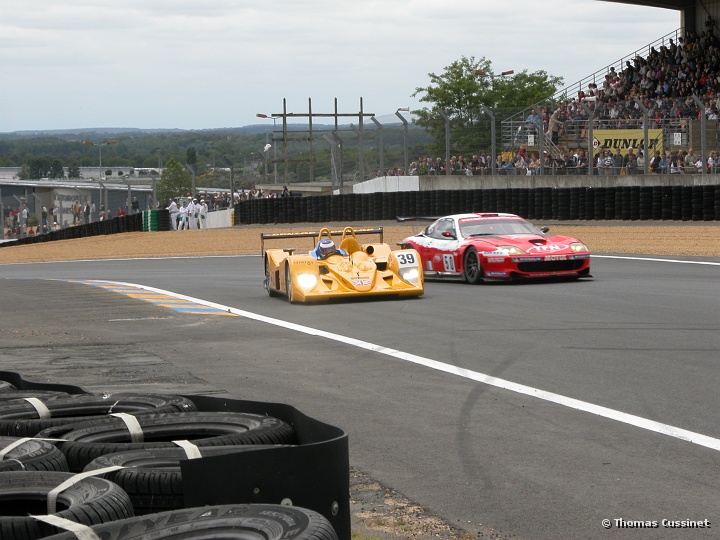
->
[0, 114, 415, 140]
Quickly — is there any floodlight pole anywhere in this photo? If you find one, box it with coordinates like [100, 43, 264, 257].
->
[634, 99, 654, 175]
[82, 140, 117, 171]
[184, 163, 196, 198]
[438, 110, 451, 175]
[579, 101, 595, 177]
[691, 94, 707, 174]
[370, 117, 385, 176]
[481, 107, 497, 175]
[223, 156, 235, 203]
[395, 108, 410, 175]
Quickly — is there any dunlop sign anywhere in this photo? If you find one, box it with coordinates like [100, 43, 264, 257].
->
[591, 129, 663, 156]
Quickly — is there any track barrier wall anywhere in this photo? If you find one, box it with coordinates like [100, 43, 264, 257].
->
[235, 185, 720, 225]
[2, 185, 718, 250]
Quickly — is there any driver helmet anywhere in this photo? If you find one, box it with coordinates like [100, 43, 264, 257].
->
[318, 238, 336, 258]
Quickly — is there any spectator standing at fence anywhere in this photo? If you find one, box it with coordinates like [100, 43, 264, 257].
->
[90, 202, 96, 222]
[547, 110, 562, 145]
[83, 201, 90, 224]
[598, 150, 613, 175]
[649, 150, 662, 173]
[20, 204, 28, 232]
[684, 148, 697, 172]
[708, 151, 718, 173]
[186, 198, 196, 229]
[624, 149, 638, 175]
[99, 205, 106, 221]
[575, 150, 589, 174]
[117, 206, 126, 217]
[658, 152, 669, 174]
[178, 201, 189, 230]
[199, 199, 208, 229]
[612, 148, 624, 175]
[669, 151, 682, 174]
[167, 198, 179, 230]
[131, 197, 140, 214]
[636, 151, 646, 174]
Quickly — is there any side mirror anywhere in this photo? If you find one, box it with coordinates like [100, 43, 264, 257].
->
[442, 231, 456, 239]
[540, 226, 549, 233]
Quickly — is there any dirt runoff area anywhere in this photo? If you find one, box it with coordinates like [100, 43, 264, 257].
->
[0, 222, 719, 263]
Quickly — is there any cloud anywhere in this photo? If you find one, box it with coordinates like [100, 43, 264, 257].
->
[0, 0, 680, 131]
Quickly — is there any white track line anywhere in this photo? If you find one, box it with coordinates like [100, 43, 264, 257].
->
[593, 255, 720, 266]
[99, 280, 720, 453]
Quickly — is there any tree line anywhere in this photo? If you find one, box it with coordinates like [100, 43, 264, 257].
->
[1, 56, 561, 185]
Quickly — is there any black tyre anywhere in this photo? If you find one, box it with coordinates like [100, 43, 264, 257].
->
[463, 247, 484, 284]
[43, 504, 337, 539]
[84, 445, 284, 514]
[0, 391, 71, 402]
[0, 471, 134, 540]
[0, 437, 69, 472]
[38, 412, 296, 472]
[0, 393, 197, 437]
[285, 262, 296, 302]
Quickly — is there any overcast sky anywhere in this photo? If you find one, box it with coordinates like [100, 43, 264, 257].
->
[1, 0, 680, 133]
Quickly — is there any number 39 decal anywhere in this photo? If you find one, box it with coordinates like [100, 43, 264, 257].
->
[396, 252, 417, 266]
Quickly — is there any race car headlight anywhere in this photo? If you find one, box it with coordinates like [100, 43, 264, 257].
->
[496, 245, 526, 255]
[570, 242, 589, 252]
[296, 273, 318, 291]
[399, 267, 420, 284]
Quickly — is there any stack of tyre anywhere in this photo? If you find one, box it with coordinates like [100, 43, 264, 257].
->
[0, 378, 338, 540]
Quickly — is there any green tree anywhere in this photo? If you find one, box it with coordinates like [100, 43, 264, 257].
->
[412, 55, 562, 156]
[186, 146, 197, 165]
[157, 158, 192, 202]
[18, 156, 65, 179]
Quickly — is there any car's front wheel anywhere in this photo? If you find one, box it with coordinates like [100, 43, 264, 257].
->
[463, 248, 483, 284]
[285, 264, 297, 303]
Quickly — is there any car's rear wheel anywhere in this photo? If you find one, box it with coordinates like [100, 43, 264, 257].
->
[463, 248, 483, 284]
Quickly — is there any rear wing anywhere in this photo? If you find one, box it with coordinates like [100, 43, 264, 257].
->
[260, 227, 383, 255]
[396, 216, 439, 223]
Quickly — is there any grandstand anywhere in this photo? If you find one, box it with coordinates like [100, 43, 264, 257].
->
[502, 0, 720, 175]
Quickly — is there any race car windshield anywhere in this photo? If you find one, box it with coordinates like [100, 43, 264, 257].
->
[459, 219, 544, 238]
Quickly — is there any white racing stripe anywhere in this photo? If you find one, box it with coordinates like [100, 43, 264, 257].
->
[593, 255, 720, 266]
[96, 280, 720, 453]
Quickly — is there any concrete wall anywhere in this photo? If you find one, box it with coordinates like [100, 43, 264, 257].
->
[350, 173, 720, 193]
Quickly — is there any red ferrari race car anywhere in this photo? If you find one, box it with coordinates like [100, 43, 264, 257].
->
[399, 213, 592, 283]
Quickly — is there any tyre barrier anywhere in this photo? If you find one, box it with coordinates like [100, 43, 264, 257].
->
[0, 471, 134, 540]
[38, 411, 296, 472]
[0, 393, 198, 437]
[83, 445, 287, 514]
[232, 185, 720, 225]
[1, 213, 149, 249]
[0, 372, 350, 538]
[42, 504, 338, 540]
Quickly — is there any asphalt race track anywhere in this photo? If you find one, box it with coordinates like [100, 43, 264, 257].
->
[1, 252, 719, 539]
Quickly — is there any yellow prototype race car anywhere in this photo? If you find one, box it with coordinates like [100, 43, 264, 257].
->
[262, 226, 424, 303]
